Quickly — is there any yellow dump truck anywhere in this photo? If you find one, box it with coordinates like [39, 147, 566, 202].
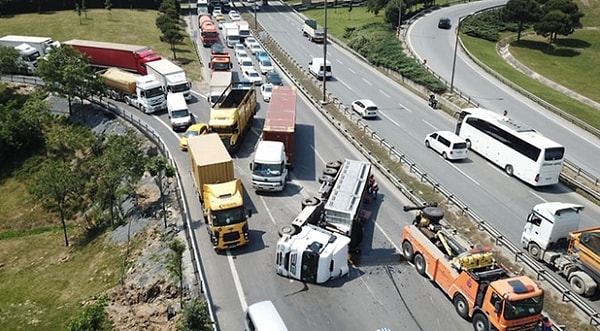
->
[209, 79, 257, 151]
[188, 133, 251, 250]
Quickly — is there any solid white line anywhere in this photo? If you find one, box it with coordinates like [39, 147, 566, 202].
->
[227, 251, 248, 312]
[380, 90, 390, 98]
[260, 196, 277, 225]
[362, 78, 373, 86]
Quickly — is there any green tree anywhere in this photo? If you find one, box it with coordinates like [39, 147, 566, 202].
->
[383, 0, 405, 29]
[30, 159, 85, 247]
[94, 131, 145, 227]
[503, 0, 542, 41]
[36, 46, 104, 114]
[364, 0, 388, 16]
[535, 0, 583, 43]
[0, 45, 28, 75]
[145, 155, 176, 228]
[67, 300, 113, 331]
[176, 298, 213, 331]
[167, 239, 186, 308]
[76, 3, 82, 24]
[104, 0, 113, 20]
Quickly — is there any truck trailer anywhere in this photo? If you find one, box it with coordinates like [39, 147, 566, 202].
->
[402, 204, 544, 331]
[521, 202, 600, 296]
[188, 133, 251, 250]
[275, 159, 373, 284]
[209, 79, 257, 151]
[145, 59, 192, 101]
[0, 35, 60, 57]
[64, 39, 161, 75]
[99, 67, 166, 114]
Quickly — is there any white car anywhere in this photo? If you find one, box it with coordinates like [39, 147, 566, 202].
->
[244, 69, 263, 85]
[248, 43, 262, 55]
[228, 10, 241, 21]
[234, 43, 245, 53]
[236, 50, 251, 64]
[351, 99, 378, 119]
[260, 84, 273, 102]
[244, 37, 257, 48]
[239, 59, 255, 72]
[258, 58, 274, 74]
[212, 8, 222, 16]
[424, 130, 468, 160]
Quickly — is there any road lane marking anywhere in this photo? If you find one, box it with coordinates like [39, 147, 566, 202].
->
[530, 191, 548, 203]
[448, 163, 480, 186]
[380, 90, 390, 98]
[422, 119, 437, 130]
[399, 102, 411, 113]
[378, 111, 401, 128]
[362, 78, 373, 86]
[227, 251, 248, 311]
[348, 68, 356, 74]
[337, 78, 353, 92]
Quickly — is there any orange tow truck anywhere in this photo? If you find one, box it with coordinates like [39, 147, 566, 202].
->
[401, 204, 544, 331]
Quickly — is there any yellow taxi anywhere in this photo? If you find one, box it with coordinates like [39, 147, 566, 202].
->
[179, 123, 209, 150]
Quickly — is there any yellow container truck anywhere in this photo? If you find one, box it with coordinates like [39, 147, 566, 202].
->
[188, 133, 251, 250]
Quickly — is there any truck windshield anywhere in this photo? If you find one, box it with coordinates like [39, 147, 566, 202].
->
[146, 87, 164, 98]
[503, 294, 544, 320]
[212, 206, 246, 226]
[253, 162, 283, 176]
[213, 63, 230, 71]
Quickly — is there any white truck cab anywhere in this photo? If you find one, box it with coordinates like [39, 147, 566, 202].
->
[521, 202, 584, 252]
[308, 57, 332, 80]
[167, 92, 192, 131]
[250, 140, 288, 192]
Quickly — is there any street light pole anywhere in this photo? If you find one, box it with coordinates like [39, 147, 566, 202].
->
[322, 0, 328, 104]
[450, 14, 471, 94]
[254, 3, 257, 30]
[397, 2, 402, 37]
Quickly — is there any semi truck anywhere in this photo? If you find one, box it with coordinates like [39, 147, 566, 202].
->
[188, 133, 251, 250]
[521, 202, 600, 296]
[64, 39, 161, 75]
[98, 67, 167, 114]
[301, 19, 325, 43]
[11, 43, 40, 74]
[145, 59, 192, 101]
[250, 86, 297, 192]
[402, 204, 544, 331]
[209, 79, 257, 151]
[208, 71, 232, 104]
[199, 14, 219, 47]
[209, 43, 232, 72]
[0, 35, 60, 57]
[275, 159, 373, 283]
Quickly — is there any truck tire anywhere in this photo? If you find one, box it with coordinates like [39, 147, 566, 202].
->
[569, 272, 597, 296]
[414, 253, 427, 276]
[301, 197, 321, 209]
[278, 225, 298, 237]
[318, 174, 335, 184]
[527, 242, 542, 260]
[453, 294, 469, 319]
[402, 241, 414, 262]
[323, 167, 338, 177]
[326, 160, 342, 170]
[472, 313, 490, 331]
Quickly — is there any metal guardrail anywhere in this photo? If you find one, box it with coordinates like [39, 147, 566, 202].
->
[263, 27, 599, 329]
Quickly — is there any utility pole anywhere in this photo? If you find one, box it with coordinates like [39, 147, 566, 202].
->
[322, 0, 328, 104]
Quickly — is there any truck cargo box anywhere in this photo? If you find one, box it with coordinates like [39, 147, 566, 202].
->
[188, 133, 235, 189]
[263, 86, 296, 164]
[99, 68, 138, 94]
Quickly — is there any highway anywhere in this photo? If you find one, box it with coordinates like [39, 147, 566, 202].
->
[248, 0, 600, 318]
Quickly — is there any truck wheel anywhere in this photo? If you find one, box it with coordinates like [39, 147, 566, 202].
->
[414, 253, 427, 276]
[301, 197, 321, 209]
[527, 243, 542, 260]
[569, 273, 596, 296]
[278, 225, 298, 237]
[402, 241, 414, 262]
[323, 167, 338, 177]
[472, 313, 490, 331]
[453, 294, 469, 319]
[318, 175, 335, 184]
[326, 160, 342, 170]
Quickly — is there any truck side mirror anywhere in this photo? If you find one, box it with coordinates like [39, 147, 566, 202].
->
[249, 162, 253, 170]
[494, 301, 502, 314]
[248, 209, 253, 218]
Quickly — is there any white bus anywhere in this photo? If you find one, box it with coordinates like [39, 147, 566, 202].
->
[455, 108, 565, 186]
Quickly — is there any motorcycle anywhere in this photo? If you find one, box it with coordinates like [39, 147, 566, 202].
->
[428, 95, 438, 109]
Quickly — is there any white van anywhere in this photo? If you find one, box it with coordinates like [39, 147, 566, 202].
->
[308, 57, 332, 80]
[424, 130, 468, 160]
[250, 141, 288, 192]
[167, 92, 192, 131]
[245, 300, 288, 331]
